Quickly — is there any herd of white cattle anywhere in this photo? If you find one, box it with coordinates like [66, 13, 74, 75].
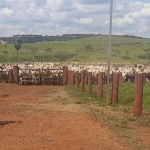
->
[0, 62, 150, 82]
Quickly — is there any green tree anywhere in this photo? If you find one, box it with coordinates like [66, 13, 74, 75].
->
[14, 36, 22, 64]
[3, 50, 8, 55]
[44, 48, 52, 52]
[84, 45, 93, 52]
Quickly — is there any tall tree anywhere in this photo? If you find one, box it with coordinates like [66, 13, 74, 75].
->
[14, 36, 22, 65]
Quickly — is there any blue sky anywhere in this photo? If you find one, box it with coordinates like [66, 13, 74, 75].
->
[0, 0, 150, 38]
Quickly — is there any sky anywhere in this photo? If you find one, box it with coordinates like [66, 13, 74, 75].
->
[0, 0, 150, 38]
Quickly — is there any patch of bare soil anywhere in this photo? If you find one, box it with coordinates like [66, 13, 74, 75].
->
[0, 83, 143, 150]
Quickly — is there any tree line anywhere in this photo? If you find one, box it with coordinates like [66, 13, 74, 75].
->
[0, 34, 97, 44]
[1, 34, 147, 44]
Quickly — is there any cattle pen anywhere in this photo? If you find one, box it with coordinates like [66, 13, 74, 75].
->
[0, 62, 149, 116]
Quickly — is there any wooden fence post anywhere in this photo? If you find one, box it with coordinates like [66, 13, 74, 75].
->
[13, 66, 19, 84]
[134, 73, 143, 116]
[8, 69, 13, 83]
[84, 71, 88, 85]
[62, 66, 68, 85]
[87, 72, 92, 94]
[70, 70, 74, 85]
[80, 71, 85, 91]
[75, 71, 79, 88]
[111, 72, 119, 103]
[67, 70, 71, 85]
[97, 72, 103, 98]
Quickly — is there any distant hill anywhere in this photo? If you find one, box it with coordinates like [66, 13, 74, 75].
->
[0, 34, 150, 64]
[0, 34, 148, 44]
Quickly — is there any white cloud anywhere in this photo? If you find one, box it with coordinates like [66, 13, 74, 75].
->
[112, 1, 150, 37]
[113, 16, 134, 27]
[127, 3, 150, 19]
[0, 0, 150, 38]
[0, 8, 13, 17]
[116, 4, 123, 11]
[138, 23, 148, 33]
[74, 18, 93, 24]
[140, 4, 150, 17]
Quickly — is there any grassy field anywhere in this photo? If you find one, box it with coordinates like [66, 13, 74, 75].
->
[0, 35, 150, 64]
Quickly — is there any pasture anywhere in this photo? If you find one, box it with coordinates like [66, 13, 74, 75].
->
[0, 35, 150, 64]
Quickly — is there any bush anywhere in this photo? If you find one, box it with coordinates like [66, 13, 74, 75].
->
[121, 56, 130, 59]
[138, 54, 147, 59]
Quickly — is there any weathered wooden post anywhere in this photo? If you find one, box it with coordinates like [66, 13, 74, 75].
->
[75, 71, 79, 88]
[84, 71, 88, 85]
[8, 69, 13, 83]
[62, 66, 68, 85]
[111, 72, 119, 103]
[87, 72, 92, 94]
[134, 73, 143, 116]
[97, 72, 103, 98]
[80, 71, 85, 91]
[70, 70, 74, 85]
[79, 72, 81, 84]
[13, 66, 19, 84]
[67, 70, 71, 85]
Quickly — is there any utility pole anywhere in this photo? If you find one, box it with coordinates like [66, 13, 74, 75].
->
[106, 0, 113, 105]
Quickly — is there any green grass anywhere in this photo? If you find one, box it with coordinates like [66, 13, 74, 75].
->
[1, 35, 150, 63]
[65, 83, 150, 119]
[65, 83, 150, 138]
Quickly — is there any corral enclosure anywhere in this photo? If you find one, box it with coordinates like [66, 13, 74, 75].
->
[1, 61, 150, 84]
[0, 35, 150, 63]
[1, 61, 150, 113]
[1, 61, 150, 86]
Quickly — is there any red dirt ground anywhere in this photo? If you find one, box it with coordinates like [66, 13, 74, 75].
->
[0, 83, 134, 150]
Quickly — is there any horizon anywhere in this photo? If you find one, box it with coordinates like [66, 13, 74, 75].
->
[0, 33, 149, 39]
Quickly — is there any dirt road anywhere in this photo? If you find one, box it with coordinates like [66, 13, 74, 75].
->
[0, 83, 133, 150]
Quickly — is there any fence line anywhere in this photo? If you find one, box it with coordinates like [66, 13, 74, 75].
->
[0, 66, 145, 116]
[65, 70, 144, 117]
